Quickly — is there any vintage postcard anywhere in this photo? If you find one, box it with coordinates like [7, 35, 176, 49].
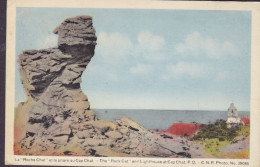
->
[5, 0, 260, 166]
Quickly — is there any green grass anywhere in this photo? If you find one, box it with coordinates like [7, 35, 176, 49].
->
[237, 125, 250, 137]
[202, 138, 230, 156]
[192, 119, 250, 157]
[192, 119, 239, 142]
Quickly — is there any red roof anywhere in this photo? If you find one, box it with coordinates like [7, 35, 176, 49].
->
[240, 117, 250, 125]
[166, 123, 201, 138]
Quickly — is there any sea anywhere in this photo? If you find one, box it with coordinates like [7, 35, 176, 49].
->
[94, 109, 250, 130]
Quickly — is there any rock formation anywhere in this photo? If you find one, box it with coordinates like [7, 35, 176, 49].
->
[14, 15, 208, 158]
[15, 16, 96, 148]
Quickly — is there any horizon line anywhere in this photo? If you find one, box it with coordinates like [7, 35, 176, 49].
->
[91, 108, 250, 112]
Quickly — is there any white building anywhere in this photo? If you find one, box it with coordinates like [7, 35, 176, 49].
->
[226, 103, 242, 128]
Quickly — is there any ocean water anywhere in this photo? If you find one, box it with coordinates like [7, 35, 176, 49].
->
[94, 109, 250, 130]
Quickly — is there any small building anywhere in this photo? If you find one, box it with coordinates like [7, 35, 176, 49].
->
[167, 123, 201, 138]
[240, 117, 250, 125]
[226, 103, 242, 128]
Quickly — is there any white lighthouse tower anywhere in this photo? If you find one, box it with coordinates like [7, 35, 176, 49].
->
[226, 103, 242, 128]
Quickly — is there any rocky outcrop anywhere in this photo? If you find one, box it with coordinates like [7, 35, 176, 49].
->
[14, 15, 208, 158]
[15, 15, 96, 150]
[220, 135, 249, 157]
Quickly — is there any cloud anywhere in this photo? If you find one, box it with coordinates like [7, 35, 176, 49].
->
[35, 34, 58, 49]
[163, 61, 207, 79]
[135, 31, 166, 61]
[96, 31, 167, 62]
[137, 31, 165, 51]
[216, 71, 234, 81]
[97, 32, 133, 60]
[142, 54, 167, 61]
[107, 73, 118, 81]
[175, 32, 238, 59]
[130, 64, 152, 75]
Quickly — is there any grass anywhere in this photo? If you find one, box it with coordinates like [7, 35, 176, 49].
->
[192, 119, 250, 158]
[202, 138, 230, 156]
[237, 125, 250, 137]
[191, 119, 239, 142]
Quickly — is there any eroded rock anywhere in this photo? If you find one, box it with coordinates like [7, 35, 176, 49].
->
[14, 15, 208, 158]
[15, 16, 96, 150]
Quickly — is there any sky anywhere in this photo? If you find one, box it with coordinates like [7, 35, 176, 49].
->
[15, 8, 251, 111]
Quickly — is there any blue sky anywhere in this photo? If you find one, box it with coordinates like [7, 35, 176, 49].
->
[15, 8, 251, 111]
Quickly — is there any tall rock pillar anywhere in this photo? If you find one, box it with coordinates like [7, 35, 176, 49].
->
[14, 16, 97, 154]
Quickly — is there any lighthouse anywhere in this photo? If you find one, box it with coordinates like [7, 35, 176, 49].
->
[226, 103, 242, 128]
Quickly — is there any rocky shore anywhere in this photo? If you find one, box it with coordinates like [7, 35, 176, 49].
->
[14, 15, 210, 158]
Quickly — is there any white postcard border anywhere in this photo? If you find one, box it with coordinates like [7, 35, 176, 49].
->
[5, 0, 260, 166]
